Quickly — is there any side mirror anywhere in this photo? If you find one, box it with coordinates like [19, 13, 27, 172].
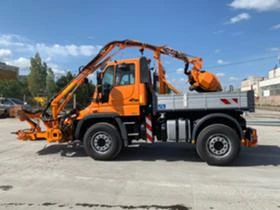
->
[184, 62, 189, 75]
[78, 65, 84, 73]
[97, 72, 102, 85]
[84, 78, 89, 84]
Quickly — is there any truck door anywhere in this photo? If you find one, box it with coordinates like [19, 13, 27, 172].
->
[100, 61, 140, 116]
[110, 62, 138, 115]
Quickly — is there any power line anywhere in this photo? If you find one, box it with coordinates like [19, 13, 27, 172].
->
[205, 55, 278, 70]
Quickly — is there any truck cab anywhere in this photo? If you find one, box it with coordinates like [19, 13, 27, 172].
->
[78, 57, 152, 118]
[97, 57, 150, 116]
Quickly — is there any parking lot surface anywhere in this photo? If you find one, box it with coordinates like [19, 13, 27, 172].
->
[0, 118, 279, 210]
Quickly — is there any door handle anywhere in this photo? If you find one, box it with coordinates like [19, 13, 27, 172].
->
[129, 98, 139, 102]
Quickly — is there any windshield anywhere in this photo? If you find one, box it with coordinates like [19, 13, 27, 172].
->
[116, 64, 135, 86]
[10, 98, 24, 105]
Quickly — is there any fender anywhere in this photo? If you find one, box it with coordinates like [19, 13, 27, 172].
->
[192, 113, 243, 141]
[74, 113, 128, 146]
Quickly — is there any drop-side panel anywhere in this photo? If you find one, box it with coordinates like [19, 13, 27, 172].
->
[157, 90, 254, 112]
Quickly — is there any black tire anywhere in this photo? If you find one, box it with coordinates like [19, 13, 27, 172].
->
[196, 124, 240, 166]
[83, 122, 122, 160]
[3, 110, 8, 118]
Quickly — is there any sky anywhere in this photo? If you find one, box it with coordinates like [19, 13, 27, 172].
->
[0, 0, 279, 91]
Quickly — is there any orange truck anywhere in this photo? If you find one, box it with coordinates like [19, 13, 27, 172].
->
[14, 40, 257, 165]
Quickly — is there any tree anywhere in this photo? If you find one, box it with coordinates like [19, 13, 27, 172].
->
[40, 62, 48, 90]
[0, 80, 29, 99]
[55, 71, 95, 107]
[46, 68, 57, 97]
[56, 71, 74, 91]
[27, 53, 47, 96]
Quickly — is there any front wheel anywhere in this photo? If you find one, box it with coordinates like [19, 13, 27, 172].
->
[83, 123, 122, 160]
[196, 124, 240, 166]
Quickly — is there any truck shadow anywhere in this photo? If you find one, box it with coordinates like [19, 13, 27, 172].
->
[118, 143, 201, 162]
[37, 144, 87, 157]
[232, 145, 280, 167]
[37, 143, 201, 162]
[37, 143, 280, 166]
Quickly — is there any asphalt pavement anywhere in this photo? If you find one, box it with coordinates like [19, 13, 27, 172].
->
[0, 118, 279, 210]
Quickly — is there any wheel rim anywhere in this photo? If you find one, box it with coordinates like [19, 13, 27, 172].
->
[206, 134, 231, 156]
[90, 132, 112, 153]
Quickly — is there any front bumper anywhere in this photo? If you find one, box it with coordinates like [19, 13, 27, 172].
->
[242, 127, 257, 147]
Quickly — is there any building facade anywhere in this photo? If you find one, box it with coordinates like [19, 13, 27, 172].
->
[0, 62, 19, 80]
[259, 67, 280, 97]
[241, 66, 280, 106]
[240, 76, 264, 97]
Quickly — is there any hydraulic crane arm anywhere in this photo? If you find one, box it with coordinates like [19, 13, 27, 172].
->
[48, 39, 202, 120]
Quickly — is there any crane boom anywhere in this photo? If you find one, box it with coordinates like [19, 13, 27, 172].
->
[49, 39, 203, 119]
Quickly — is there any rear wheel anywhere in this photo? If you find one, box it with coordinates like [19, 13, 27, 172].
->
[196, 124, 240, 166]
[83, 123, 122, 160]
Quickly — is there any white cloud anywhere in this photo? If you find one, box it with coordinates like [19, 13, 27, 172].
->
[48, 63, 67, 77]
[217, 59, 229, 65]
[170, 77, 188, 91]
[229, 13, 251, 24]
[268, 47, 280, 52]
[271, 24, 280, 30]
[214, 49, 221, 54]
[79, 45, 100, 56]
[213, 30, 224, 35]
[45, 56, 52, 62]
[0, 33, 102, 77]
[229, 76, 239, 81]
[232, 31, 244, 36]
[5, 57, 66, 77]
[176, 68, 184, 74]
[163, 60, 171, 65]
[216, 72, 226, 77]
[0, 33, 102, 58]
[35, 43, 101, 57]
[0, 34, 29, 47]
[0, 49, 12, 58]
[6, 57, 30, 69]
[229, 0, 280, 11]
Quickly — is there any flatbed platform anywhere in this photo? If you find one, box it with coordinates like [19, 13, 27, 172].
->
[157, 90, 254, 112]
